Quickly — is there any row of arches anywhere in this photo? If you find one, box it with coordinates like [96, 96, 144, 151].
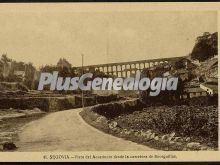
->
[85, 60, 169, 78]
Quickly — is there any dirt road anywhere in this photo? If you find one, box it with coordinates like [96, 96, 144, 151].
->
[17, 108, 154, 151]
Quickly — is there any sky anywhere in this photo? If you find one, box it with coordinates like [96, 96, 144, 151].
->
[0, 6, 217, 68]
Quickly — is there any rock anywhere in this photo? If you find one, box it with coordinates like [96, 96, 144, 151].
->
[108, 121, 118, 129]
[185, 137, 191, 142]
[161, 135, 169, 141]
[168, 133, 176, 141]
[175, 142, 182, 146]
[123, 128, 128, 132]
[173, 137, 183, 142]
[200, 146, 208, 150]
[169, 141, 175, 144]
[134, 132, 140, 137]
[124, 130, 131, 135]
[168, 136, 174, 142]
[146, 129, 152, 134]
[90, 112, 99, 120]
[183, 147, 187, 151]
[111, 126, 118, 131]
[187, 142, 201, 150]
[140, 131, 147, 137]
[146, 133, 152, 139]
[95, 116, 107, 123]
[169, 132, 175, 138]
[149, 133, 155, 140]
[3, 142, 17, 151]
[140, 131, 152, 139]
[164, 147, 169, 151]
[113, 128, 120, 134]
[33, 107, 41, 112]
[154, 136, 159, 141]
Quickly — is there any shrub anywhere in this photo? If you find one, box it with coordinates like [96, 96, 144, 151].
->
[114, 105, 218, 146]
[96, 94, 118, 104]
[91, 99, 143, 119]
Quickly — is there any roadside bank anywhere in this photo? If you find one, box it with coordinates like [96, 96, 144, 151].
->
[0, 108, 46, 151]
[80, 99, 217, 151]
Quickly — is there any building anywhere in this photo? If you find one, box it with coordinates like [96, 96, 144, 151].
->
[14, 70, 25, 81]
[200, 82, 218, 96]
[183, 87, 207, 98]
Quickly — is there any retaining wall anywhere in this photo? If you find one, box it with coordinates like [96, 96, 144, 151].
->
[88, 99, 143, 118]
[0, 94, 120, 112]
[0, 97, 78, 112]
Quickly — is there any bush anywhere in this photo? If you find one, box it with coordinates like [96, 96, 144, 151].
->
[114, 105, 218, 146]
[191, 32, 218, 62]
[91, 99, 143, 118]
[96, 94, 118, 104]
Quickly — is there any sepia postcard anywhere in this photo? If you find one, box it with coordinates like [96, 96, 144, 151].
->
[0, 2, 219, 162]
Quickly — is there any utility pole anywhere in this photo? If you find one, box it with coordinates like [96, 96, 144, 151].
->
[81, 53, 84, 109]
[106, 22, 109, 62]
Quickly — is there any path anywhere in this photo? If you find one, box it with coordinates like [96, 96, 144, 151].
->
[17, 108, 155, 151]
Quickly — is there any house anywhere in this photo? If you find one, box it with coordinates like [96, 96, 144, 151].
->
[183, 87, 207, 98]
[14, 70, 25, 78]
[184, 80, 200, 88]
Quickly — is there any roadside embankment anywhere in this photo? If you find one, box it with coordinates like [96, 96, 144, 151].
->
[0, 108, 46, 151]
[80, 99, 217, 151]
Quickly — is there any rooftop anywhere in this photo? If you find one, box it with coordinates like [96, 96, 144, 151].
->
[184, 87, 205, 93]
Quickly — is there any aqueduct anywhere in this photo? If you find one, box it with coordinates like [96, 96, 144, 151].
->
[82, 56, 183, 77]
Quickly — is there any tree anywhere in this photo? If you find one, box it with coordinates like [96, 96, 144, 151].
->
[24, 63, 36, 89]
[1, 54, 11, 63]
[191, 32, 218, 62]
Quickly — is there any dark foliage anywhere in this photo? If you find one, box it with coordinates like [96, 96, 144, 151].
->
[91, 99, 143, 119]
[115, 105, 218, 147]
[191, 32, 218, 62]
